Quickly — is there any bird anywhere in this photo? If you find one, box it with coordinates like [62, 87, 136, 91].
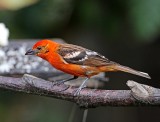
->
[25, 39, 151, 95]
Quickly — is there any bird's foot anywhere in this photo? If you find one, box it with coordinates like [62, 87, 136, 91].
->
[58, 85, 70, 92]
[73, 78, 89, 96]
[73, 85, 86, 96]
[53, 80, 66, 86]
[74, 88, 82, 96]
[53, 76, 78, 86]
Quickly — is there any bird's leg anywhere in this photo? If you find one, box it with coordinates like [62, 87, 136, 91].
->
[74, 78, 89, 96]
[54, 76, 78, 85]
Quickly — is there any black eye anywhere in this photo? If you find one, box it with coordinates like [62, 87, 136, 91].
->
[37, 46, 42, 50]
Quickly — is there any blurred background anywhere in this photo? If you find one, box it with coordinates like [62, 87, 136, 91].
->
[0, 0, 160, 122]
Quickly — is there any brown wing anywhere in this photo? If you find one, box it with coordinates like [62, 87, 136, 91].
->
[57, 43, 116, 67]
[83, 54, 116, 67]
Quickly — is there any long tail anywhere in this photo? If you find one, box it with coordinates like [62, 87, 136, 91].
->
[106, 64, 151, 79]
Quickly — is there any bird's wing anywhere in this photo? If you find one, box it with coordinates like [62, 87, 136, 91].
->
[57, 44, 116, 67]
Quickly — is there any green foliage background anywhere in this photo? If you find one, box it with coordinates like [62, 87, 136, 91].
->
[0, 0, 160, 42]
[0, 0, 160, 122]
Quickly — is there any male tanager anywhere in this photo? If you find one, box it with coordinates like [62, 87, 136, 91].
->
[25, 39, 151, 95]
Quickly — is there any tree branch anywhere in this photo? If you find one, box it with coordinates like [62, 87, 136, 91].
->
[1, 40, 159, 108]
[0, 74, 160, 108]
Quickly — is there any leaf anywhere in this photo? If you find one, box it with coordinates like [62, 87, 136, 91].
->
[128, 0, 160, 40]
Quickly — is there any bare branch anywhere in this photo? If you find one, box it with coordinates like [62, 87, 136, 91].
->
[127, 80, 160, 104]
[0, 74, 160, 108]
[1, 40, 159, 108]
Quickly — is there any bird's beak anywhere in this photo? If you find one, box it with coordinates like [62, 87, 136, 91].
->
[25, 49, 37, 55]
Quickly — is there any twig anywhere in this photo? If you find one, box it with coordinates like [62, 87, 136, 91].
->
[0, 74, 160, 108]
[82, 109, 88, 122]
[127, 80, 160, 104]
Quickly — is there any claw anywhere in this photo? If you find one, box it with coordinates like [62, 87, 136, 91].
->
[58, 85, 70, 92]
[74, 89, 81, 96]
[73, 78, 89, 96]
[53, 80, 65, 86]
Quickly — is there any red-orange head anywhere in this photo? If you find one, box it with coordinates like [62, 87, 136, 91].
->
[25, 39, 58, 59]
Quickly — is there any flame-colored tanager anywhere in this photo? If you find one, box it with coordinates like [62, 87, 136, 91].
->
[25, 39, 151, 95]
